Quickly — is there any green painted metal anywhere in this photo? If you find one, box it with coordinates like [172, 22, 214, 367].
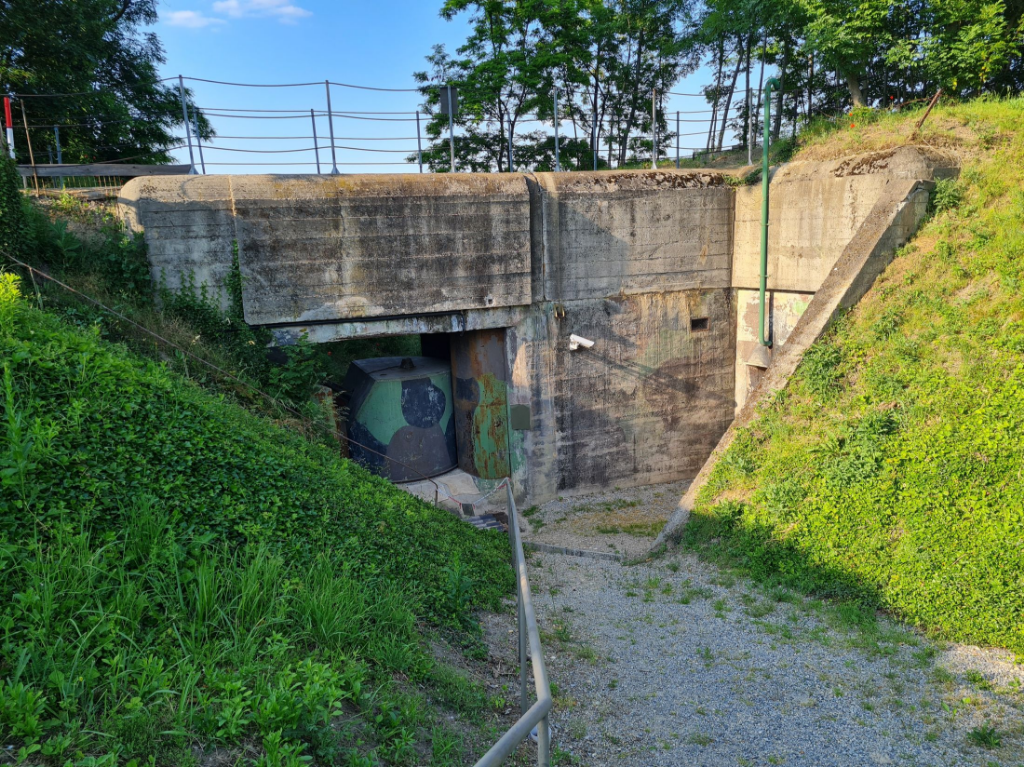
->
[343, 356, 457, 481]
[760, 77, 781, 348]
[451, 329, 511, 480]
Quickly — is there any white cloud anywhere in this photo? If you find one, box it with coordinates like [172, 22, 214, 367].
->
[211, 0, 312, 23]
[165, 9, 227, 28]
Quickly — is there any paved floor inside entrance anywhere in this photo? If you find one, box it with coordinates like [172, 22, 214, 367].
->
[520, 484, 1024, 766]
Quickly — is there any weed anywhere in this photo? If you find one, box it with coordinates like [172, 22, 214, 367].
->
[686, 732, 713, 746]
[967, 725, 1002, 749]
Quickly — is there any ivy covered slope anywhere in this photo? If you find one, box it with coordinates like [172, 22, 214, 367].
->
[0, 274, 513, 765]
[683, 98, 1024, 654]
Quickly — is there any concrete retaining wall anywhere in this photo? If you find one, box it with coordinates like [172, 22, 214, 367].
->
[654, 178, 934, 549]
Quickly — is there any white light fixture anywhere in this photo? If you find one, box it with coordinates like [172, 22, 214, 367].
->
[569, 334, 595, 351]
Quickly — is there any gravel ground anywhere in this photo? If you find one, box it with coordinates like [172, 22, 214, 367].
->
[521, 481, 691, 561]
[517, 485, 1024, 767]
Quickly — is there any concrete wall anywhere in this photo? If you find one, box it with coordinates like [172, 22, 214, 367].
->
[513, 171, 736, 498]
[120, 174, 532, 321]
[120, 176, 236, 303]
[121, 150, 950, 506]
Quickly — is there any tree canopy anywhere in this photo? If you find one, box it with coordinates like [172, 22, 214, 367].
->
[414, 0, 1024, 171]
[0, 0, 207, 165]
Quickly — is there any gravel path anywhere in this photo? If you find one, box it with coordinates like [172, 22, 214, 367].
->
[520, 486, 1024, 767]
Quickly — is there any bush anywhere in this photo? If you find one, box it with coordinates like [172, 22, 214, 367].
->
[0, 157, 26, 258]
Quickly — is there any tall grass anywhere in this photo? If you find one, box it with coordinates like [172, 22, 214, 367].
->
[683, 97, 1024, 653]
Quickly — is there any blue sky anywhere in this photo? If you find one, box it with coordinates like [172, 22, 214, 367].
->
[154, 0, 727, 173]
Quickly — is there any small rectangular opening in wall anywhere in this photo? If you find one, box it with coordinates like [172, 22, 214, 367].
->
[690, 317, 710, 332]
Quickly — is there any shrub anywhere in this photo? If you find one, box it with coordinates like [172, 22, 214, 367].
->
[0, 157, 26, 259]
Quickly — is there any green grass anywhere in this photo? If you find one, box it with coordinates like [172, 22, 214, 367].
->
[0, 275, 514, 764]
[679, 97, 1024, 654]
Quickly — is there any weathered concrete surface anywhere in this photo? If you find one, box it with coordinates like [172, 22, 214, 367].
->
[119, 176, 236, 302]
[505, 171, 738, 500]
[732, 147, 956, 293]
[532, 170, 733, 301]
[734, 289, 811, 411]
[121, 174, 532, 321]
[653, 178, 933, 550]
[121, 153, 948, 507]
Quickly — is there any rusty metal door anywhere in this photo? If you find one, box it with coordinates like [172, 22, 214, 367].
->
[450, 329, 511, 479]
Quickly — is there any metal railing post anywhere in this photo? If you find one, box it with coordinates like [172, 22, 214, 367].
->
[472, 483, 552, 767]
[325, 80, 339, 174]
[177, 75, 197, 175]
[651, 88, 657, 170]
[676, 111, 680, 168]
[415, 111, 423, 173]
[193, 116, 206, 175]
[519, 594, 528, 715]
[553, 88, 560, 172]
[446, 84, 455, 172]
[53, 125, 63, 189]
[310, 109, 321, 174]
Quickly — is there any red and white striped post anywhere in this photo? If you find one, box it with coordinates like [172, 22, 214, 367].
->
[3, 96, 14, 159]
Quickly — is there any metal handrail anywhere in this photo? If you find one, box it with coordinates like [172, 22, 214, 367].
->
[473, 485, 552, 766]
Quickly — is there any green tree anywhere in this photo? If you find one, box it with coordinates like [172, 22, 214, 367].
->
[414, 0, 551, 172]
[0, 0, 209, 165]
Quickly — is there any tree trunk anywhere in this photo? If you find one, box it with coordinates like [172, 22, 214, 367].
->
[772, 41, 789, 141]
[743, 34, 752, 149]
[754, 31, 767, 132]
[706, 41, 724, 154]
[845, 72, 866, 107]
[717, 39, 744, 152]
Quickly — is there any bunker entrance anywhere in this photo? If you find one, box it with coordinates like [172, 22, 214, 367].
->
[336, 329, 511, 484]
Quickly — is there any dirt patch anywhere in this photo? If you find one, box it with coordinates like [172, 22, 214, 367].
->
[522, 480, 690, 559]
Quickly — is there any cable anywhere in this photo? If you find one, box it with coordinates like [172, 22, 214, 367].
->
[203, 161, 412, 166]
[328, 80, 421, 93]
[209, 135, 420, 141]
[197, 107, 420, 115]
[181, 76, 321, 88]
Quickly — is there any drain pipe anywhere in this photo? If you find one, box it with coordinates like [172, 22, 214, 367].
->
[748, 77, 781, 370]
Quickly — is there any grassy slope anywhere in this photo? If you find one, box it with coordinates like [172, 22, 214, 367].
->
[0, 277, 514, 765]
[682, 97, 1024, 654]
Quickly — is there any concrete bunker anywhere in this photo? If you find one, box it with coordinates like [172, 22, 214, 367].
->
[119, 147, 955, 508]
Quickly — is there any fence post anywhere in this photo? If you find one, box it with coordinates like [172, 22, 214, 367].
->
[415, 111, 423, 173]
[53, 125, 64, 189]
[324, 81, 339, 175]
[19, 100, 38, 193]
[675, 110, 680, 168]
[177, 75, 197, 175]
[193, 116, 206, 175]
[310, 109, 321, 174]
[508, 117, 513, 172]
[553, 87, 560, 172]
[3, 97, 13, 160]
[446, 85, 455, 173]
[651, 88, 657, 170]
